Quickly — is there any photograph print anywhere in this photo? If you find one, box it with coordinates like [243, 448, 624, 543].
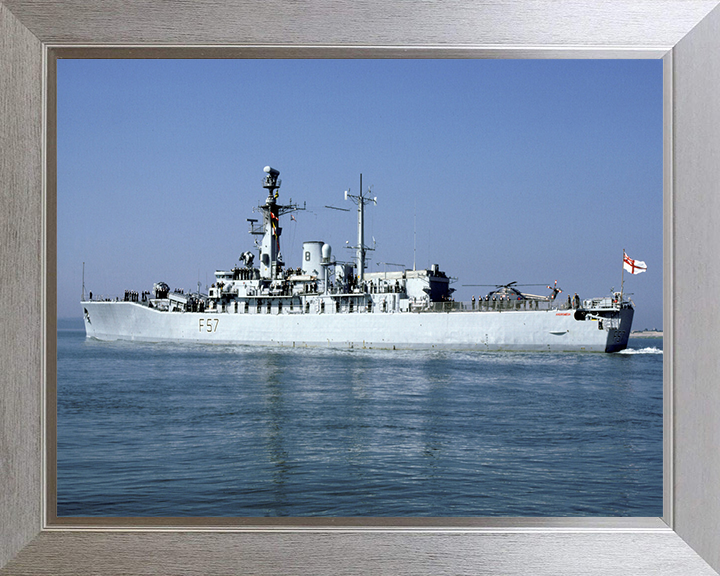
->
[56, 58, 662, 517]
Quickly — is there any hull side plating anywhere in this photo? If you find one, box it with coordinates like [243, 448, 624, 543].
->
[82, 301, 633, 352]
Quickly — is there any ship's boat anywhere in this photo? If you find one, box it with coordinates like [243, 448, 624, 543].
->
[82, 166, 634, 352]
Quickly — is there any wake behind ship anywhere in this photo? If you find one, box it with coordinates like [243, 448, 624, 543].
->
[82, 166, 634, 352]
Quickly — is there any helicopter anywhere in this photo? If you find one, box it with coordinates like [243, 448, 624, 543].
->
[462, 280, 562, 302]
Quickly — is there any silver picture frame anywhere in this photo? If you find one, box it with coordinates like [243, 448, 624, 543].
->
[2, 1, 720, 574]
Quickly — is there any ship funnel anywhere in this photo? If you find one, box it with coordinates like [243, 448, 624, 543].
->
[302, 241, 324, 276]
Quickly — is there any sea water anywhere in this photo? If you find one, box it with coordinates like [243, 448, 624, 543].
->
[57, 319, 663, 517]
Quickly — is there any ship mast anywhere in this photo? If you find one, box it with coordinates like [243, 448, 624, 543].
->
[249, 166, 305, 280]
[345, 174, 376, 280]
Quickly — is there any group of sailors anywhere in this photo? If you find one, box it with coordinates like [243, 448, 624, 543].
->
[468, 294, 538, 310]
[465, 292, 582, 310]
[470, 294, 515, 307]
[365, 279, 402, 294]
[187, 296, 206, 313]
[123, 290, 140, 302]
[124, 290, 155, 303]
[231, 266, 258, 281]
[567, 293, 581, 309]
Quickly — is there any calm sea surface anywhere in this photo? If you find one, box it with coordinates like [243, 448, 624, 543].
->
[57, 319, 663, 517]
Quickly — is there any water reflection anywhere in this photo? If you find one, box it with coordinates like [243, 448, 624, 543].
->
[58, 335, 663, 517]
[260, 353, 291, 514]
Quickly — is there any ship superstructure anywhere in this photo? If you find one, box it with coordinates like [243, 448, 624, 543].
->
[82, 166, 634, 352]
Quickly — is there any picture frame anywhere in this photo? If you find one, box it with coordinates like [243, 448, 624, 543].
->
[2, 1, 720, 574]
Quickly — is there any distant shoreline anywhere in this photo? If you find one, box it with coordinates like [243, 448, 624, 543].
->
[631, 330, 663, 338]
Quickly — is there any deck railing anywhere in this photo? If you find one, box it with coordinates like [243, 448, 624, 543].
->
[417, 299, 577, 313]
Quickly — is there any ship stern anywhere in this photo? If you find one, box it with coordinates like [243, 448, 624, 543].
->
[604, 305, 634, 353]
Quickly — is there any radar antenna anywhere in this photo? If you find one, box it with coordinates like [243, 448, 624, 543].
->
[250, 166, 305, 280]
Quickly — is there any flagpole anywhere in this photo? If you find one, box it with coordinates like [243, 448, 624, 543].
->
[620, 249, 625, 302]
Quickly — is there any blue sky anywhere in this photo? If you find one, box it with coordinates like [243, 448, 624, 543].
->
[57, 59, 662, 329]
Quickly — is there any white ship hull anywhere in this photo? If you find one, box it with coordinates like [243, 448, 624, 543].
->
[80, 167, 638, 353]
[82, 300, 634, 352]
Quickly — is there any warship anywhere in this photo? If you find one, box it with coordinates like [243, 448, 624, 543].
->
[82, 166, 634, 352]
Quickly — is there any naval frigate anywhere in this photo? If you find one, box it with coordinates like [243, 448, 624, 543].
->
[82, 166, 634, 352]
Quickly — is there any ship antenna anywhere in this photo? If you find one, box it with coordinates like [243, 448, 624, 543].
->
[345, 173, 377, 280]
[359, 173, 363, 277]
[413, 201, 417, 271]
[82, 261, 85, 301]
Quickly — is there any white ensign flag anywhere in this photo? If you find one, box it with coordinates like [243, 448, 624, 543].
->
[623, 253, 647, 274]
